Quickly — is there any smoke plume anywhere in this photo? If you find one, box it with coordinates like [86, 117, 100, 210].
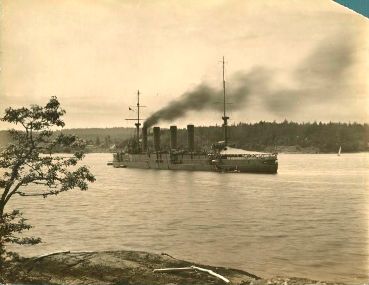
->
[144, 32, 358, 128]
[143, 81, 253, 128]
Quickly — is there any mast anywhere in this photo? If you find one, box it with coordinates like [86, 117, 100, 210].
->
[126, 90, 144, 150]
[135, 90, 141, 146]
[222, 56, 229, 145]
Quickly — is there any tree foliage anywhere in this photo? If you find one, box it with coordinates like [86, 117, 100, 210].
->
[0, 97, 95, 275]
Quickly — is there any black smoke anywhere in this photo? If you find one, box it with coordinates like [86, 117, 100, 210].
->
[144, 32, 358, 128]
[143, 80, 254, 128]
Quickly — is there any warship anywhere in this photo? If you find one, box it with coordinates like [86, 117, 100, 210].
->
[113, 58, 278, 173]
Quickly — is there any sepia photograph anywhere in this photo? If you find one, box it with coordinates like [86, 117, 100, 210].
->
[0, 0, 368, 284]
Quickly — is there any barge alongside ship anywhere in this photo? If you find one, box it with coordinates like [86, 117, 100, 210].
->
[113, 58, 278, 174]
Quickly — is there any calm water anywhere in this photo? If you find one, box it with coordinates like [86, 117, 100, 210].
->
[8, 153, 369, 283]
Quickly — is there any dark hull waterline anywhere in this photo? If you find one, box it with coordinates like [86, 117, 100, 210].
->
[113, 153, 278, 174]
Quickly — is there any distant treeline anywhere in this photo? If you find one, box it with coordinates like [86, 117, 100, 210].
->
[222, 121, 369, 152]
[0, 121, 368, 153]
[155, 121, 369, 153]
[56, 127, 134, 148]
[0, 127, 134, 152]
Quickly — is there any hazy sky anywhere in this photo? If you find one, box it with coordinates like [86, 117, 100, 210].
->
[0, 0, 368, 130]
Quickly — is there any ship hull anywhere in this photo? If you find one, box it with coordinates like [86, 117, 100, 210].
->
[113, 153, 278, 174]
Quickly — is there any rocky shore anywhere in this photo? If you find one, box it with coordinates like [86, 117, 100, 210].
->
[4, 250, 347, 285]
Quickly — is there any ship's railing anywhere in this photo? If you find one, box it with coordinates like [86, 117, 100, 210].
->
[211, 153, 277, 160]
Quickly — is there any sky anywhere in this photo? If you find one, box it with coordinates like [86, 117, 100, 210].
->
[0, 0, 368, 130]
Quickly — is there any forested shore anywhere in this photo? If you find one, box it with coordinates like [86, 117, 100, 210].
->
[0, 121, 368, 153]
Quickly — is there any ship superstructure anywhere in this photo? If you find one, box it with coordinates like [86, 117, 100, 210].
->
[113, 58, 278, 173]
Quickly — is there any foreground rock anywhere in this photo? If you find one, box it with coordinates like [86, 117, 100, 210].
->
[8, 250, 345, 285]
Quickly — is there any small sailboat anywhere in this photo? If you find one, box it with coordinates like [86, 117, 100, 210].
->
[338, 146, 341, 156]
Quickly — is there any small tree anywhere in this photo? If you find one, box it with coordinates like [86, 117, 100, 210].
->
[0, 97, 95, 277]
[95, 136, 101, 146]
[104, 135, 111, 148]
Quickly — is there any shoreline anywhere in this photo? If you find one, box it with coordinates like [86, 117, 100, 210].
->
[5, 250, 350, 285]
[82, 149, 368, 155]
